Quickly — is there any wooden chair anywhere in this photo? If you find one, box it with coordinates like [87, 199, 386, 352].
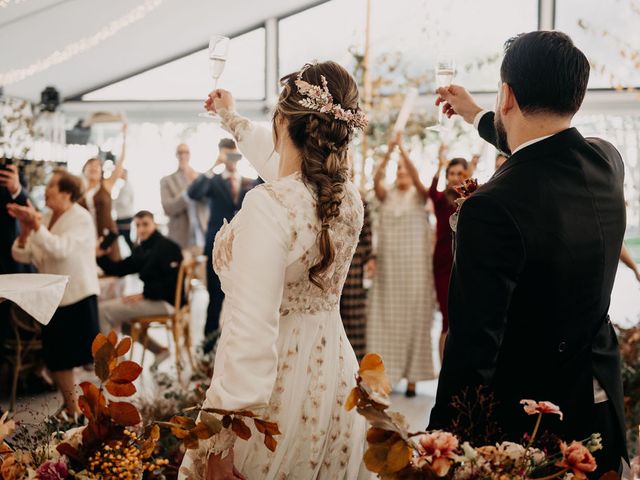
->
[129, 258, 196, 376]
[0, 305, 44, 411]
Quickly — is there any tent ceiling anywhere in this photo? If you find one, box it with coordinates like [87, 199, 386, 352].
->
[0, 0, 322, 101]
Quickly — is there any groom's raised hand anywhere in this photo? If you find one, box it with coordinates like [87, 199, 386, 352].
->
[435, 85, 483, 124]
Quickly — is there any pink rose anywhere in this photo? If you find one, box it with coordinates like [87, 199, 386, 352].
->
[418, 432, 459, 477]
[520, 399, 563, 420]
[556, 441, 597, 479]
[36, 457, 69, 480]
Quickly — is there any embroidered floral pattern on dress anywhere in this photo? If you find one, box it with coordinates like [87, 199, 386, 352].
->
[212, 219, 235, 274]
[259, 176, 364, 317]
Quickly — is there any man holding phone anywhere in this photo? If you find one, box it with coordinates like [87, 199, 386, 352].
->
[188, 138, 258, 351]
[1, 162, 28, 274]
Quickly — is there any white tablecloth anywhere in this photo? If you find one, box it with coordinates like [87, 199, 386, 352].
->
[0, 274, 68, 326]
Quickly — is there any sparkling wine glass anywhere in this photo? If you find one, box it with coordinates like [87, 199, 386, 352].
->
[428, 54, 456, 133]
[199, 34, 230, 119]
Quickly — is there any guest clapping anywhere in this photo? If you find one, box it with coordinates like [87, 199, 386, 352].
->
[160, 144, 208, 251]
[97, 211, 182, 369]
[9, 170, 100, 418]
[429, 146, 470, 360]
[367, 132, 436, 397]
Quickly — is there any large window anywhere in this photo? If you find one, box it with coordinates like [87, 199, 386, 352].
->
[555, 0, 640, 89]
[278, 0, 538, 92]
[82, 28, 266, 101]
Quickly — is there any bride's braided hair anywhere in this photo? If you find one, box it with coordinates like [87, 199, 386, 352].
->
[274, 61, 365, 289]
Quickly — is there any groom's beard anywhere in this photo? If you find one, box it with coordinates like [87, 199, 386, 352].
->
[494, 113, 511, 156]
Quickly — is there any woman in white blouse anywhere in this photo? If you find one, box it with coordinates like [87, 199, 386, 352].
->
[9, 170, 100, 417]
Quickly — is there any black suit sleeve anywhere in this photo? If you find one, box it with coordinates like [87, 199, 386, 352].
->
[429, 193, 525, 429]
[477, 111, 499, 150]
[187, 174, 211, 200]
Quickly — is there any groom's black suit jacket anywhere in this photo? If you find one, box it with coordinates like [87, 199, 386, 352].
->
[429, 112, 627, 460]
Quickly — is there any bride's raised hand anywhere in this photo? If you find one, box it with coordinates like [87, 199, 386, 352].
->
[204, 89, 236, 115]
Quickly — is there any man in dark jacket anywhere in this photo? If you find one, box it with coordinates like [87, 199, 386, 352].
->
[430, 31, 627, 476]
[188, 138, 257, 350]
[97, 210, 182, 368]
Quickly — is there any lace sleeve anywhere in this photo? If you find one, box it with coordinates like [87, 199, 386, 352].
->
[218, 108, 279, 182]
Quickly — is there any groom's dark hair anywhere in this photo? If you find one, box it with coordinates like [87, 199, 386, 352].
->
[500, 31, 590, 116]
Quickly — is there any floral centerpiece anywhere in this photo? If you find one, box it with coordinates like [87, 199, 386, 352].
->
[347, 353, 614, 480]
[0, 332, 278, 480]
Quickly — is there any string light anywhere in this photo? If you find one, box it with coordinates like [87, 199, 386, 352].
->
[0, 0, 164, 86]
[0, 0, 29, 8]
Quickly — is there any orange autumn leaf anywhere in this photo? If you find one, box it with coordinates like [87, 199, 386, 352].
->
[192, 422, 216, 440]
[231, 417, 251, 440]
[363, 443, 388, 474]
[345, 388, 361, 411]
[358, 353, 391, 407]
[94, 341, 116, 383]
[110, 361, 143, 383]
[386, 439, 412, 473]
[366, 427, 395, 444]
[199, 412, 223, 436]
[91, 333, 108, 358]
[115, 337, 133, 357]
[79, 381, 107, 420]
[108, 401, 141, 426]
[254, 419, 280, 436]
[107, 330, 118, 347]
[105, 381, 136, 397]
[264, 433, 278, 452]
[139, 424, 160, 459]
[168, 416, 196, 439]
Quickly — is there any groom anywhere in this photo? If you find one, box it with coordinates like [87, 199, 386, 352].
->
[429, 31, 627, 474]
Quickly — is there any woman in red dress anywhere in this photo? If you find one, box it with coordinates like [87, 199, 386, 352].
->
[429, 147, 477, 361]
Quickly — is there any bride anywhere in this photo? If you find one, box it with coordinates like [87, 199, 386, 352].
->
[179, 61, 369, 479]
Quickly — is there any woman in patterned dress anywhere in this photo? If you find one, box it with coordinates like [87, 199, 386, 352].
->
[340, 199, 373, 361]
[179, 61, 369, 480]
[367, 132, 436, 397]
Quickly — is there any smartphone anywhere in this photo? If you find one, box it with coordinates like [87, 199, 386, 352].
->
[0, 158, 13, 171]
[226, 152, 242, 163]
[100, 231, 118, 250]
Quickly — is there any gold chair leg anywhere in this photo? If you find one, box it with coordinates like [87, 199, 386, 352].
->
[184, 320, 195, 371]
[141, 327, 149, 367]
[10, 325, 23, 412]
[171, 320, 182, 378]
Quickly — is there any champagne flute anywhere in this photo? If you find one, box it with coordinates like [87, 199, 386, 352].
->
[199, 34, 230, 119]
[428, 54, 456, 133]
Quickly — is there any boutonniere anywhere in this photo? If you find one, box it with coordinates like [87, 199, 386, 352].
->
[449, 178, 479, 233]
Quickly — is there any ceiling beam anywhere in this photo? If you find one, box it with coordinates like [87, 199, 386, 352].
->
[0, 0, 76, 29]
[66, 0, 331, 102]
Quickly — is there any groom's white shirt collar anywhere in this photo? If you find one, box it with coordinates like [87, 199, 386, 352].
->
[473, 110, 555, 155]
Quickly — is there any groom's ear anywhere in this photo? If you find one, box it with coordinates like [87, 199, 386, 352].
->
[499, 82, 517, 116]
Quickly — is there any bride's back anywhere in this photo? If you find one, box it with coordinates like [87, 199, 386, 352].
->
[259, 172, 364, 319]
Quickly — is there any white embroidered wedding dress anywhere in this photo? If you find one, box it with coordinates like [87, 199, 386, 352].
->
[179, 109, 367, 479]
